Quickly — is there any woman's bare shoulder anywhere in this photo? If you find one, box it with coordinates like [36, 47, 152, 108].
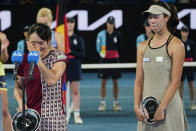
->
[168, 36, 185, 58]
[138, 40, 149, 53]
[169, 36, 184, 49]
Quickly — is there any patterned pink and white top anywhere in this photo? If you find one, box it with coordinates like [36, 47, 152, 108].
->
[18, 50, 67, 131]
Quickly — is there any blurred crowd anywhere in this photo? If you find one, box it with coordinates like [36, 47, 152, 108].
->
[0, 0, 196, 5]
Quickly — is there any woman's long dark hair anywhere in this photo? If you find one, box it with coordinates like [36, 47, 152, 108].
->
[153, 1, 179, 34]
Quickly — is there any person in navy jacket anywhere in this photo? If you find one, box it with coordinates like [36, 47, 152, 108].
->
[66, 17, 85, 124]
[179, 25, 196, 110]
[96, 16, 122, 112]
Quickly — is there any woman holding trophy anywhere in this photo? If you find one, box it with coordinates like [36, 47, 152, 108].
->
[134, 1, 188, 131]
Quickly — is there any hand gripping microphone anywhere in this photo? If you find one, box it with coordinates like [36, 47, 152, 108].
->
[11, 51, 23, 80]
[27, 51, 39, 80]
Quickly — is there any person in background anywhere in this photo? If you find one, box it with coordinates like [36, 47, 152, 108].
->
[20, 0, 34, 4]
[66, 17, 85, 124]
[96, 16, 122, 111]
[36, 7, 65, 52]
[0, 32, 12, 131]
[17, 25, 29, 53]
[162, 0, 176, 3]
[136, 19, 153, 49]
[179, 25, 196, 110]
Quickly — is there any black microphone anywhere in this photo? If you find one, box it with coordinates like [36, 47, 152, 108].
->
[27, 51, 39, 80]
[11, 51, 23, 80]
[28, 61, 35, 80]
[13, 62, 19, 80]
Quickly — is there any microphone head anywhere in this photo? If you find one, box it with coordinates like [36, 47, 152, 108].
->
[27, 51, 39, 65]
[11, 50, 23, 64]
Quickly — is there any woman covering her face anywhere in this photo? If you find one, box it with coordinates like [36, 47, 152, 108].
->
[14, 23, 68, 130]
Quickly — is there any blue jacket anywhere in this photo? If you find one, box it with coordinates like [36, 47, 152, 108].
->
[96, 30, 106, 54]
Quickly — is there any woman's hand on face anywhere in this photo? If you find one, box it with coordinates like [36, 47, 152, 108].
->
[27, 41, 41, 62]
[27, 41, 35, 52]
[27, 41, 40, 53]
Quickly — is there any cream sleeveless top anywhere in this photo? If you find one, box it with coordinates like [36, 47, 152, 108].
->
[137, 34, 189, 131]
